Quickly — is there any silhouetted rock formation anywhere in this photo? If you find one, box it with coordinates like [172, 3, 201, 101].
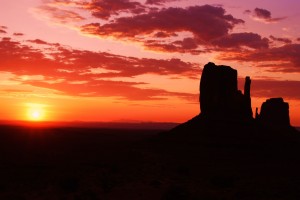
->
[153, 63, 300, 200]
[256, 97, 290, 129]
[169, 62, 296, 134]
[199, 62, 252, 121]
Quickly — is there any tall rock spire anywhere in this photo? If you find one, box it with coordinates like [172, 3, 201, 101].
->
[244, 76, 253, 119]
[199, 62, 253, 121]
[244, 76, 251, 98]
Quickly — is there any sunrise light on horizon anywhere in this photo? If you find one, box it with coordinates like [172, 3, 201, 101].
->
[0, 0, 299, 126]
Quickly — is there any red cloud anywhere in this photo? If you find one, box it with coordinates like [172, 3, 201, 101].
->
[87, 0, 146, 20]
[246, 79, 300, 100]
[35, 5, 86, 23]
[145, 38, 203, 55]
[48, 0, 146, 20]
[28, 39, 49, 45]
[13, 33, 24, 36]
[254, 8, 272, 19]
[80, 5, 244, 54]
[146, 0, 180, 5]
[247, 8, 286, 23]
[0, 89, 33, 93]
[0, 36, 199, 100]
[270, 35, 292, 44]
[212, 32, 269, 50]
[36, 2, 250, 54]
[0, 30, 7, 34]
[236, 78, 300, 101]
[154, 31, 177, 38]
[218, 44, 300, 73]
[173, 38, 199, 49]
[81, 5, 243, 41]
[23, 79, 197, 101]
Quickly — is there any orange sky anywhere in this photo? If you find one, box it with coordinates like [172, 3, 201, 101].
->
[0, 0, 299, 126]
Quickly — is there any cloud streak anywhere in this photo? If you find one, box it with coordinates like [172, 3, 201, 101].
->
[0, 35, 199, 100]
[236, 77, 300, 100]
[218, 44, 300, 73]
[2, 34, 299, 102]
[42, 0, 147, 20]
[85, 0, 146, 20]
[245, 8, 286, 23]
[146, 0, 181, 5]
[80, 5, 244, 54]
[33, 5, 86, 24]
[270, 35, 292, 44]
[212, 32, 269, 50]
[38, 1, 294, 57]
[252, 79, 300, 100]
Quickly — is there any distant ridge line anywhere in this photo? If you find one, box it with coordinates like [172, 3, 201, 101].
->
[0, 120, 179, 130]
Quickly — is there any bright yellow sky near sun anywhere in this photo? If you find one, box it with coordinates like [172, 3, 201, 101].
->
[25, 103, 47, 121]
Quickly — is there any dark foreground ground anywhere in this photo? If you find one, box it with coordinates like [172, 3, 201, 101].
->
[0, 124, 300, 199]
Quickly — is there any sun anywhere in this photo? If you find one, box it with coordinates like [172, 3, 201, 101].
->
[30, 110, 41, 120]
[28, 108, 44, 121]
[26, 103, 46, 121]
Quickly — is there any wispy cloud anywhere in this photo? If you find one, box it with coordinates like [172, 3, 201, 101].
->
[80, 5, 244, 54]
[245, 7, 286, 23]
[212, 32, 269, 50]
[236, 77, 300, 100]
[32, 5, 86, 24]
[269, 35, 292, 44]
[0, 33, 199, 100]
[145, 0, 181, 5]
[218, 43, 300, 73]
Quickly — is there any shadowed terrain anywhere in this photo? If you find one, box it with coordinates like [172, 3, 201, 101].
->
[0, 62, 300, 199]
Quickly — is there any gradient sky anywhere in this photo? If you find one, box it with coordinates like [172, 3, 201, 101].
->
[0, 0, 299, 125]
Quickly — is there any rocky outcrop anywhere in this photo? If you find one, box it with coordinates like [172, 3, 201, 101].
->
[170, 62, 294, 135]
[199, 62, 252, 121]
[256, 98, 290, 129]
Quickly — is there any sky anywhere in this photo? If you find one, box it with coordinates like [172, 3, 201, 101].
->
[0, 0, 299, 125]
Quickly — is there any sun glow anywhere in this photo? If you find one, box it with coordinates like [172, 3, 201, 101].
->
[26, 103, 46, 121]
